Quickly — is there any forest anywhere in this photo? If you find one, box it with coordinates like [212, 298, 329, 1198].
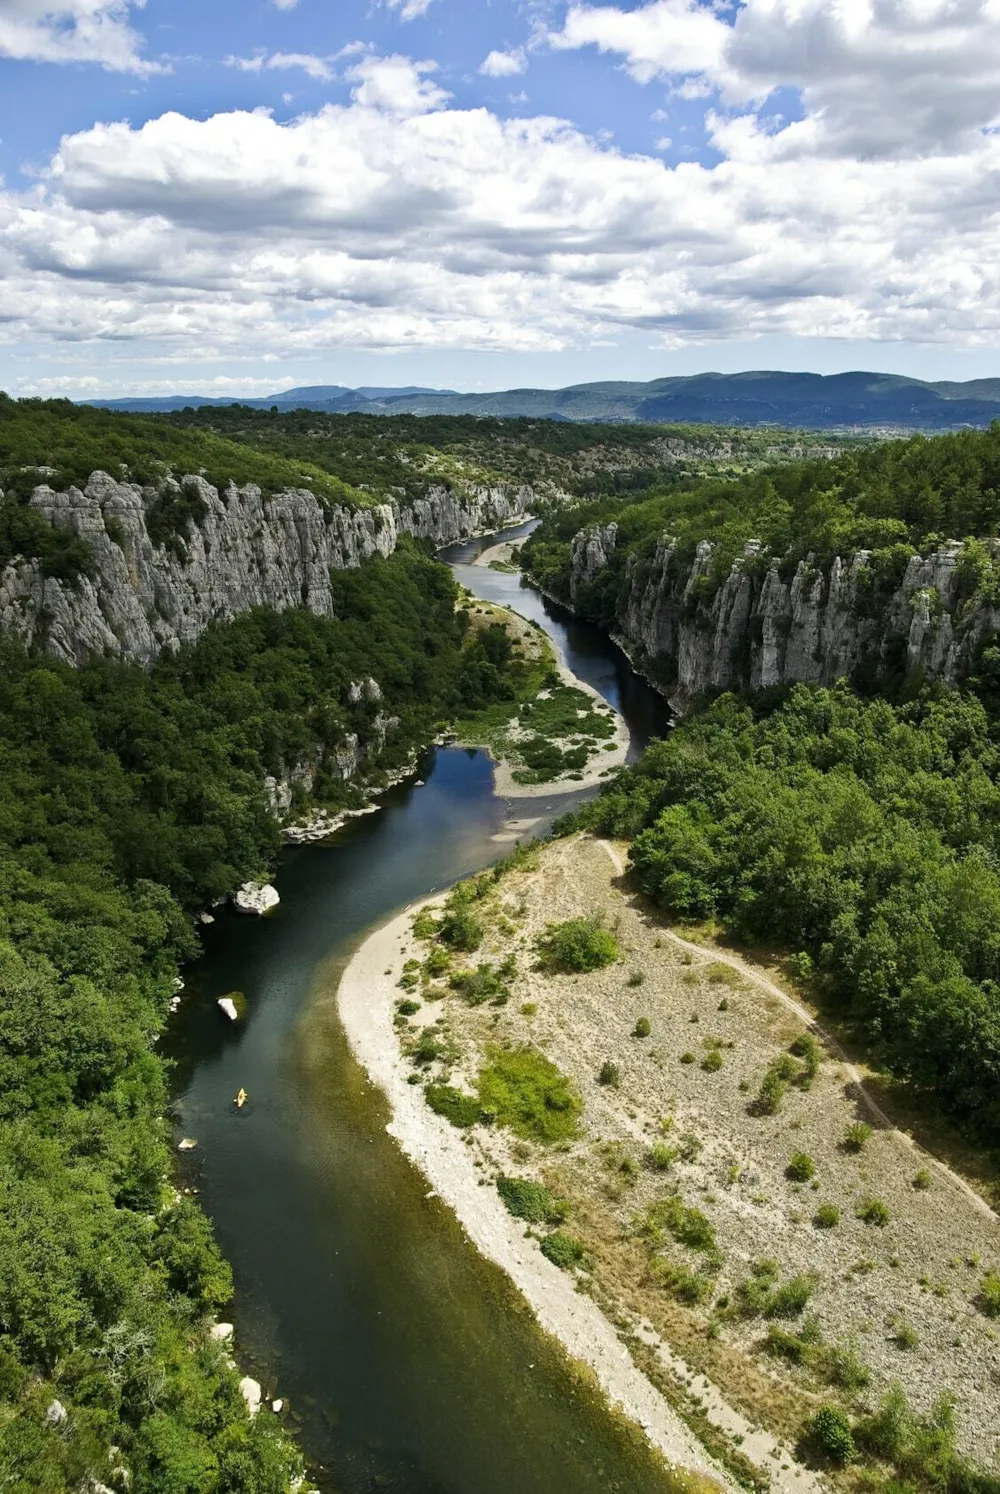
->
[524, 422, 1000, 628]
[567, 684, 1000, 1140]
[0, 541, 524, 1492]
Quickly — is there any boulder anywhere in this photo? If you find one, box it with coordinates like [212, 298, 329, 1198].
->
[239, 1376, 262, 1417]
[234, 882, 279, 916]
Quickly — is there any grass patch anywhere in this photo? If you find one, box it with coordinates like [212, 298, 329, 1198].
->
[425, 1084, 482, 1128]
[477, 1046, 582, 1143]
[540, 1231, 586, 1269]
[642, 1195, 717, 1253]
[496, 1175, 565, 1224]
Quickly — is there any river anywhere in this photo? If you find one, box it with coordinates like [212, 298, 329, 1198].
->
[166, 522, 674, 1494]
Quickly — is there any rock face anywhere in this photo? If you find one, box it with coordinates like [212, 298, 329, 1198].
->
[569, 524, 998, 705]
[0, 472, 534, 666]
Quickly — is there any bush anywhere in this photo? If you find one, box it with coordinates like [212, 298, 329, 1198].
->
[737, 1261, 814, 1318]
[438, 908, 484, 952]
[805, 1406, 856, 1466]
[912, 1167, 932, 1190]
[679, 1050, 697, 1065]
[648, 1143, 678, 1171]
[633, 1016, 651, 1038]
[628, 971, 645, 987]
[750, 1064, 788, 1115]
[425, 1084, 482, 1128]
[540, 1231, 586, 1269]
[423, 946, 451, 977]
[396, 999, 421, 1016]
[477, 1046, 582, 1143]
[649, 1259, 712, 1304]
[768, 1274, 816, 1318]
[977, 1270, 1000, 1317]
[449, 964, 509, 1006]
[644, 1196, 717, 1253]
[701, 1048, 724, 1072]
[842, 1121, 873, 1153]
[786, 1152, 816, 1183]
[813, 1202, 840, 1229]
[536, 916, 619, 973]
[598, 1060, 621, 1087]
[496, 1175, 557, 1223]
[856, 1195, 891, 1227]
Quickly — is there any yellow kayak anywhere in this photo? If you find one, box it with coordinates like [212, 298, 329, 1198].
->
[234, 1088, 248, 1109]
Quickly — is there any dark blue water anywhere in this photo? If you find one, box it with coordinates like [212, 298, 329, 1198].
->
[167, 528, 672, 1494]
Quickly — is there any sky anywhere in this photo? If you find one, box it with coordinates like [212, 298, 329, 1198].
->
[1, 0, 1000, 398]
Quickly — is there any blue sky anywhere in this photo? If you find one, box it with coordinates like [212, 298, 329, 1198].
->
[2, 0, 1000, 396]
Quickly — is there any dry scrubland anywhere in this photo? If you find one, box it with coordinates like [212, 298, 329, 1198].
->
[388, 835, 1000, 1485]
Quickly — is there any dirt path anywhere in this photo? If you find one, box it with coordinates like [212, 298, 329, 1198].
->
[596, 840, 998, 1227]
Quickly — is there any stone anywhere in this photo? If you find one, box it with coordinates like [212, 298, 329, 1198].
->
[233, 882, 280, 916]
[211, 1322, 234, 1342]
[45, 1399, 67, 1426]
[217, 997, 239, 1022]
[239, 1376, 262, 1417]
[177, 1138, 199, 1151]
[271, 1398, 284, 1413]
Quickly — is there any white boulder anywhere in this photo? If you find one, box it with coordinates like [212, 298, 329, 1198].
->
[234, 882, 280, 916]
[239, 1376, 262, 1417]
[210, 1322, 234, 1342]
[217, 997, 239, 1022]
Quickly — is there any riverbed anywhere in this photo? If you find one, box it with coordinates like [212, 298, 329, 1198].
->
[166, 524, 674, 1494]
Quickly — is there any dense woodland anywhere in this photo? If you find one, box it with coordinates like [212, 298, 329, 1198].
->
[0, 542, 526, 1492]
[524, 422, 1000, 627]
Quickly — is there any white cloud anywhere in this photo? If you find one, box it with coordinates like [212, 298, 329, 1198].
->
[382, 0, 435, 20]
[3, 47, 1000, 371]
[271, 0, 298, 9]
[550, 0, 1000, 159]
[0, 0, 158, 72]
[480, 47, 527, 77]
[227, 50, 334, 81]
[346, 53, 450, 114]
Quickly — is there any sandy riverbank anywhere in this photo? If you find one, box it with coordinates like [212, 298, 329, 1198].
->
[337, 899, 732, 1490]
[474, 538, 522, 569]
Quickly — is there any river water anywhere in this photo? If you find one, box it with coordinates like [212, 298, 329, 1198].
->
[166, 523, 673, 1494]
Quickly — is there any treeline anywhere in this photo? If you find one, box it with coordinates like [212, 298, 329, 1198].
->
[524, 422, 1000, 624]
[570, 684, 1000, 1139]
[0, 394, 366, 514]
[0, 543, 522, 1490]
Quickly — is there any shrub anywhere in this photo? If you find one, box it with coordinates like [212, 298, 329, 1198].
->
[701, 1049, 724, 1073]
[396, 999, 421, 1016]
[842, 1121, 873, 1153]
[423, 946, 451, 977]
[977, 1271, 1000, 1317]
[412, 908, 438, 940]
[540, 1231, 586, 1269]
[856, 1196, 891, 1227]
[536, 916, 619, 973]
[824, 1341, 870, 1393]
[648, 1143, 678, 1171]
[633, 1016, 651, 1038]
[751, 1064, 788, 1116]
[477, 1046, 582, 1143]
[496, 1175, 557, 1223]
[912, 1168, 932, 1190]
[893, 1319, 919, 1350]
[768, 1274, 816, 1318]
[786, 1152, 816, 1183]
[649, 1258, 712, 1304]
[438, 908, 484, 952]
[813, 1202, 840, 1229]
[449, 964, 509, 1006]
[737, 1261, 814, 1318]
[644, 1196, 717, 1253]
[789, 1032, 821, 1087]
[628, 971, 645, 987]
[425, 1084, 482, 1128]
[598, 1059, 621, 1087]
[805, 1406, 856, 1466]
[679, 1051, 697, 1065]
[677, 1132, 702, 1162]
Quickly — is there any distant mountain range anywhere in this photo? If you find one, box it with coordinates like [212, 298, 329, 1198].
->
[84, 371, 1000, 430]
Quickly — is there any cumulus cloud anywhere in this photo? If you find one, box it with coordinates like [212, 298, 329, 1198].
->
[2, 45, 1000, 369]
[551, 0, 1000, 159]
[0, 0, 158, 71]
[480, 47, 527, 77]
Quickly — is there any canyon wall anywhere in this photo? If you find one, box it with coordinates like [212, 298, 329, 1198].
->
[0, 472, 533, 666]
[569, 523, 998, 705]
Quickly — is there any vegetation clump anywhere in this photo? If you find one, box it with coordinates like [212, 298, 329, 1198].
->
[842, 1121, 874, 1153]
[813, 1202, 840, 1229]
[540, 1231, 587, 1269]
[786, 1152, 817, 1183]
[425, 1084, 482, 1128]
[804, 1406, 856, 1466]
[536, 915, 619, 973]
[633, 1016, 651, 1038]
[477, 1046, 582, 1143]
[496, 1175, 564, 1224]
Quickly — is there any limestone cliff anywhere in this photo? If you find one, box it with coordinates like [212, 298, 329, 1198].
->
[0, 472, 533, 666]
[569, 522, 998, 705]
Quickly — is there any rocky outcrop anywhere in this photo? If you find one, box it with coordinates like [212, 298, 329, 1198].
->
[0, 473, 534, 666]
[569, 523, 998, 705]
[233, 882, 280, 916]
